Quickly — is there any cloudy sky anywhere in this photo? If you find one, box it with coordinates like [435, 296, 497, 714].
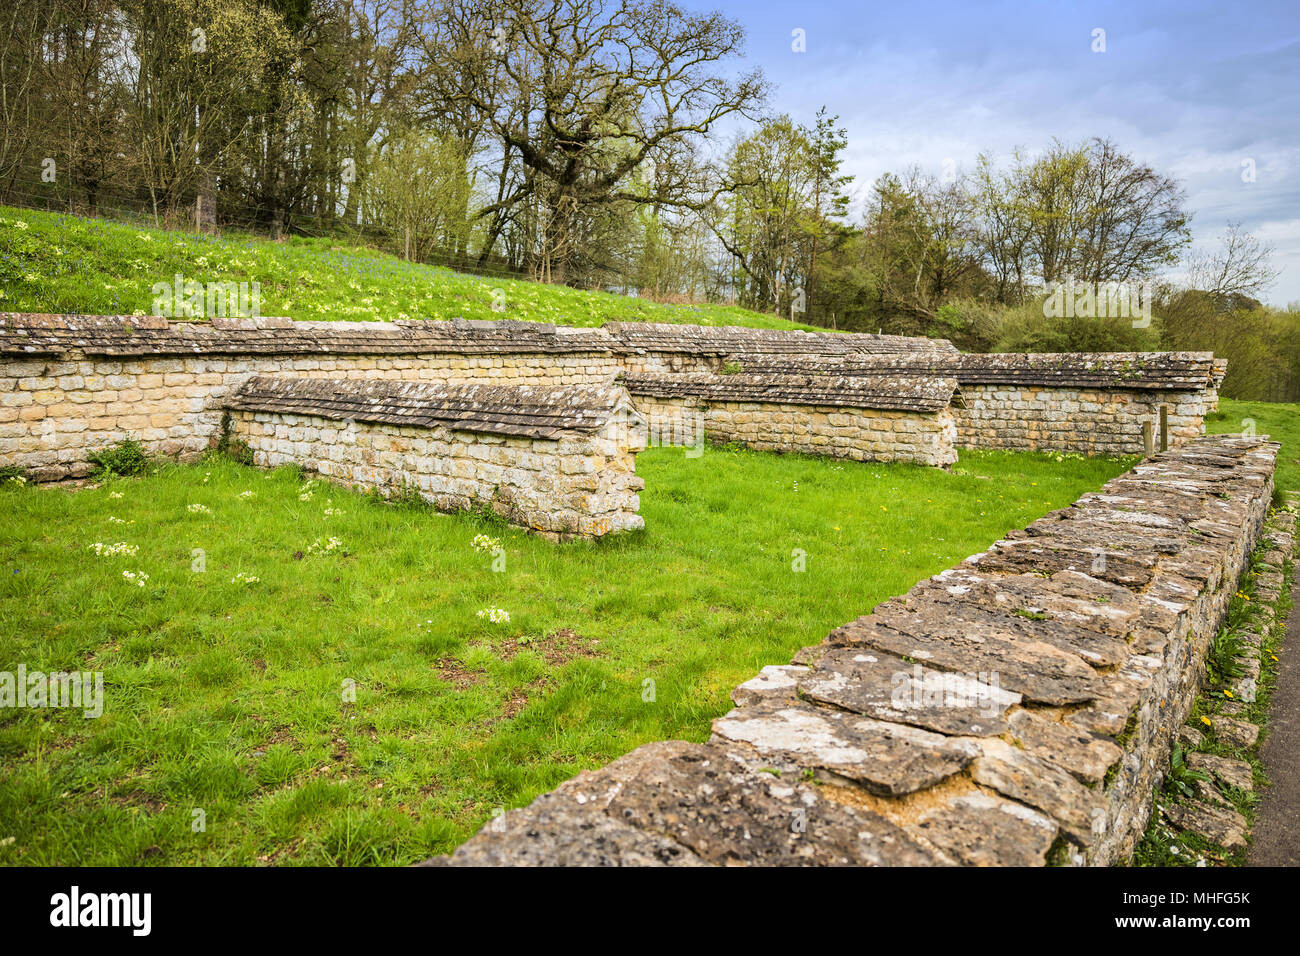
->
[692, 0, 1300, 304]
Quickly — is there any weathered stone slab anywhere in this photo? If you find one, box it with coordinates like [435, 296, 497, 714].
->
[1006, 709, 1123, 786]
[915, 793, 1059, 866]
[421, 806, 709, 866]
[884, 591, 1132, 668]
[930, 568, 1141, 638]
[968, 537, 1157, 587]
[827, 614, 1108, 707]
[1164, 799, 1247, 851]
[711, 703, 978, 796]
[1208, 715, 1259, 750]
[797, 647, 1018, 736]
[969, 739, 1105, 845]
[592, 741, 945, 865]
[731, 664, 809, 707]
[1186, 752, 1254, 793]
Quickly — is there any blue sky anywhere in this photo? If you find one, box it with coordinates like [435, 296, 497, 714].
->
[692, 0, 1300, 304]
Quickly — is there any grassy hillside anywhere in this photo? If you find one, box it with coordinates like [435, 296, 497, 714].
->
[0, 205, 818, 330]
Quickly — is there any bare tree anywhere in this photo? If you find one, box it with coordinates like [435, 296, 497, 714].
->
[1186, 221, 1280, 301]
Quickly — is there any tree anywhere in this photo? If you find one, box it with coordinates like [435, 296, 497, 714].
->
[1185, 222, 1280, 303]
[434, 0, 767, 284]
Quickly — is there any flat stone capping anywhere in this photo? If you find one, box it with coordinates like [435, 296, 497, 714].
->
[622, 371, 958, 413]
[226, 378, 647, 538]
[427, 435, 1278, 866]
[605, 320, 957, 357]
[226, 376, 632, 440]
[0, 313, 614, 358]
[737, 351, 1225, 392]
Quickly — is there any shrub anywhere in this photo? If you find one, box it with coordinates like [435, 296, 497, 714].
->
[88, 436, 151, 477]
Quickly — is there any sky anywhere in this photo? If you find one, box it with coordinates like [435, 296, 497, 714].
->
[688, 0, 1300, 305]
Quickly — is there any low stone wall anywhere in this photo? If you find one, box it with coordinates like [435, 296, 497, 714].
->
[953, 384, 1217, 456]
[739, 352, 1225, 457]
[225, 377, 646, 539]
[0, 314, 1227, 478]
[633, 392, 958, 467]
[427, 435, 1278, 866]
[0, 314, 620, 481]
[608, 321, 956, 377]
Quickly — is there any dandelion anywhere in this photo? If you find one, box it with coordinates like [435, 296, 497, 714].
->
[187, 503, 211, 514]
[1200, 716, 1213, 727]
[122, 570, 149, 588]
[477, 606, 510, 624]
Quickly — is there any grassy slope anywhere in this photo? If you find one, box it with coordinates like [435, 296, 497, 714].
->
[0, 204, 819, 330]
[0, 446, 1130, 865]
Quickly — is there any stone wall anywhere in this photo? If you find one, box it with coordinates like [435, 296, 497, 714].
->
[427, 435, 1278, 866]
[1, 315, 1227, 480]
[0, 314, 620, 481]
[953, 384, 1218, 456]
[626, 370, 959, 467]
[634, 394, 958, 467]
[225, 377, 646, 539]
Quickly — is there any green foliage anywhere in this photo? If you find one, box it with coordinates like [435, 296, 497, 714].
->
[1207, 626, 1246, 684]
[1161, 292, 1300, 402]
[88, 436, 151, 478]
[1165, 744, 1211, 800]
[991, 299, 1164, 353]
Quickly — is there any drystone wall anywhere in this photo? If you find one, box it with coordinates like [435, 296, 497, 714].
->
[1, 314, 1227, 481]
[0, 314, 621, 481]
[630, 371, 960, 467]
[733, 352, 1227, 457]
[952, 384, 1217, 456]
[427, 435, 1278, 866]
[225, 377, 646, 539]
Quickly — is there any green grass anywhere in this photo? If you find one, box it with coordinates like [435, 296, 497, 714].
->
[0, 204, 818, 330]
[1209, 399, 1300, 496]
[0, 444, 1129, 865]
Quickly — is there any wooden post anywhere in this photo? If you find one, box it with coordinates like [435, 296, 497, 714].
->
[195, 195, 201, 233]
[1143, 421, 1154, 457]
[1159, 404, 1169, 451]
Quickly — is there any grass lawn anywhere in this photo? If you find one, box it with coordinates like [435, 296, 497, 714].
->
[0, 443, 1133, 865]
[1209, 398, 1300, 497]
[0, 204, 819, 330]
